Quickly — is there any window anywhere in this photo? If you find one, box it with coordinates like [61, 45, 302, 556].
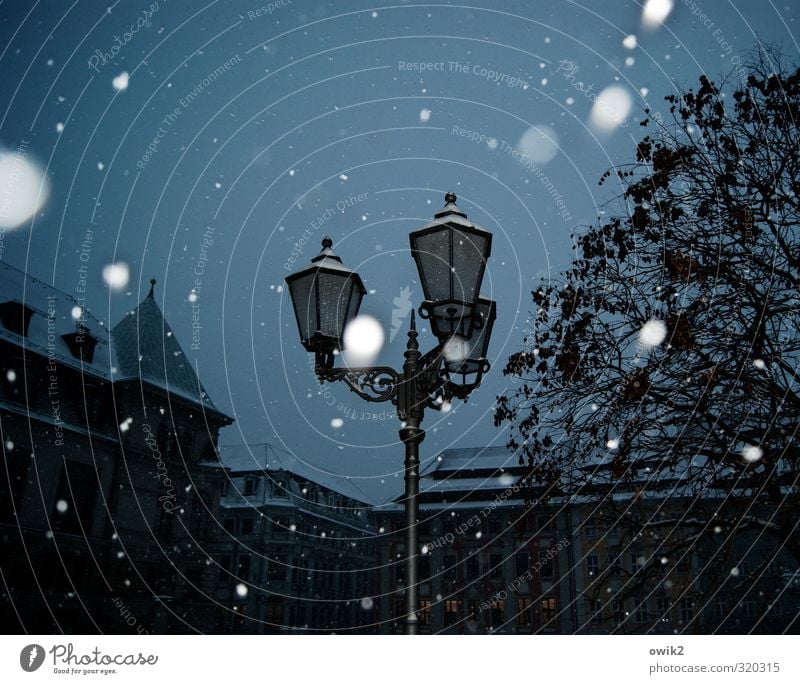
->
[631, 552, 645, 573]
[677, 555, 690, 575]
[611, 599, 624, 625]
[517, 597, 532, 626]
[490, 553, 504, 579]
[272, 480, 287, 498]
[590, 600, 603, 624]
[394, 560, 405, 584]
[218, 555, 231, 580]
[51, 461, 96, 535]
[61, 330, 99, 363]
[515, 551, 530, 577]
[223, 518, 236, 534]
[634, 597, 648, 623]
[657, 598, 671, 622]
[490, 599, 505, 626]
[585, 518, 597, 539]
[679, 598, 694, 623]
[539, 549, 554, 578]
[488, 518, 502, 535]
[0, 445, 30, 524]
[541, 596, 557, 626]
[240, 518, 254, 535]
[444, 599, 460, 626]
[243, 477, 256, 496]
[268, 555, 287, 581]
[466, 553, 479, 578]
[443, 554, 457, 583]
[419, 600, 431, 626]
[741, 601, 755, 618]
[609, 555, 622, 576]
[236, 554, 250, 580]
[265, 600, 284, 623]
[0, 301, 35, 336]
[586, 555, 600, 577]
[420, 554, 431, 581]
[715, 600, 726, 619]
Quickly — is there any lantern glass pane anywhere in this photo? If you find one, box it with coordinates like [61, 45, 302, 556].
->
[317, 271, 354, 339]
[452, 229, 488, 304]
[414, 229, 451, 301]
[287, 271, 317, 342]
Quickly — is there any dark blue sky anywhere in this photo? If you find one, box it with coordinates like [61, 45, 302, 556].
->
[1, 0, 797, 502]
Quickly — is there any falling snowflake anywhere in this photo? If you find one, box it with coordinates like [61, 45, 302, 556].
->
[103, 262, 130, 291]
[236, 583, 248, 597]
[419, 109, 431, 122]
[112, 71, 129, 91]
[623, 34, 638, 49]
[742, 445, 763, 463]
[642, 0, 674, 29]
[360, 597, 374, 610]
[639, 319, 667, 347]
[607, 438, 620, 450]
[56, 500, 69, 513]
[6, 369, 16, 382]
[331, 418, 344, 429]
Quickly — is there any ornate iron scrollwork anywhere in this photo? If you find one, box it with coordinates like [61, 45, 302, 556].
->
[316, 366, 400, 404]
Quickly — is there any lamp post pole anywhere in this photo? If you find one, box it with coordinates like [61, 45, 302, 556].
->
[286, 192, 496, 635]
[398, 312, 424, 634]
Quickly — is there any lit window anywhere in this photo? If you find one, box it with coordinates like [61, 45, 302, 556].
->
[587, 555, 600, 577]
[517, 597, 532, 626]
[541, 596, 557, 627]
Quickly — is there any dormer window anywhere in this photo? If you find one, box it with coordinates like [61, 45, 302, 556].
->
[0, 300, 35, 337]
[62, 329, 99, 363]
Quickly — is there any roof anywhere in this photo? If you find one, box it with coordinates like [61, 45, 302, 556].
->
[374, 445, 525, 513]
[216, 442, 377, 506]
[0, 261, 115, 379]
[424, 446, 524, 476]
[111, 281, 225, 415]
[0, 262, 230, 419]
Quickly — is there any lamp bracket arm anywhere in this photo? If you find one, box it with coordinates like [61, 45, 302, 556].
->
[316, 365, 400, 404]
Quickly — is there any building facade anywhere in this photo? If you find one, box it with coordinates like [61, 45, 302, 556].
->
[207, 445, 377, 633]
[0, 265, 232, 633]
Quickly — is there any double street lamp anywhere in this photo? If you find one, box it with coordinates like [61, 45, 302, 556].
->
[285, 192, 496, 634]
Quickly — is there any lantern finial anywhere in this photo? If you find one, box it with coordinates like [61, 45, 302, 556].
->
[445, 191, 457, 205]
[321, 236, 333, 250]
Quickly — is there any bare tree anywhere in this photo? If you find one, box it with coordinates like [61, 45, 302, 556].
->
[495, 54, 800, 625]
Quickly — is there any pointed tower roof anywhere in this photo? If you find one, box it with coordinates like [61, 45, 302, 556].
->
[112, 279, 226, 416]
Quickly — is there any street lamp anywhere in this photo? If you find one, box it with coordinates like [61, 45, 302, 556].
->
[285, 192, 495, 634]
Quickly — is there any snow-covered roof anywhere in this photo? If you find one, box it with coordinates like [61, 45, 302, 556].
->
[423, 446, 523, 476]
[217, 443, 377, 506]
[111, 282, 225, 415]
[0, 261, 116, 379]
[0, 262, 229, 418]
